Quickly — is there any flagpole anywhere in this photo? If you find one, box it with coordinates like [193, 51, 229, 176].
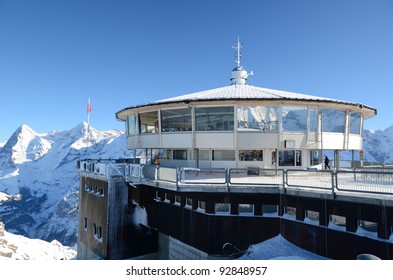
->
[87, 98, 91, 148]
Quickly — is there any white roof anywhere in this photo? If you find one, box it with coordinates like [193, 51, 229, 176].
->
[158, 84, 337, 103]
[116, 84, 376, 120]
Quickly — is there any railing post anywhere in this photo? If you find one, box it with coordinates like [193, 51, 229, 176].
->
[140, 164, 144, 180]
[155, 165, 159, 187]
[226, 168, 230, 192]
[332, 171, 336, 198]
[175, 167, 180, 191]
[283, 170, 287, 193]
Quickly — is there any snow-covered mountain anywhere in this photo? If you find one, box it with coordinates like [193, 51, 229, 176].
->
[0, 122, 392, 257]
[0, 221, 76, 260]
[0, 122, 131, 248]
[362, 126, 393, 163]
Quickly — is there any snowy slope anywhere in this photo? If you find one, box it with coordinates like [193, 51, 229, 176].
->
[0, 122, 131, 247]
[0, 222, 76, 260]
[362, 125, 393, 163]
[238, 234, 328, 260]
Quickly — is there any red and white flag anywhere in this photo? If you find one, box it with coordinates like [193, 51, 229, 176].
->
[87, 98, 92, 114]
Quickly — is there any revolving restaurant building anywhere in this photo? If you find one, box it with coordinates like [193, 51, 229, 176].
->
[116, 45, 376, 170]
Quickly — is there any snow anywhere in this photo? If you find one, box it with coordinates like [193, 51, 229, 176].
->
[0, 192, 11, 203]
[238, 234, 329, 260]
[0, 122, 132, 247]
[0, 222, 76, 260]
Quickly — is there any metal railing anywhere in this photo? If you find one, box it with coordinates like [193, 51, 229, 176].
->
[78, 159, 393, 197]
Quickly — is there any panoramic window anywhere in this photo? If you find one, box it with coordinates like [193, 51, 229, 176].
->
[237, 105, 279, 131]
[195, 107, 234, 131]
[279, 150, 302, 166]
[173, 149, 188, 160]
[309, 107, 318, 132]
[127, 114, 137, 135]
[282, 106, 307, 131]
[189, 149, 210, 161]
[321, 109, 345, 133]
[160, 149, 173, 160]
[139, 111, 159, 134]
[212, 150, 235, 161]
[349, 112, 361, 134]
[239, 150, 263, 161]
[161, 108, 192, 132]
[309, 150, 322, 166]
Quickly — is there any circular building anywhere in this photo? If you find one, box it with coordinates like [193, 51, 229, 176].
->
[116, 42, 376, 170]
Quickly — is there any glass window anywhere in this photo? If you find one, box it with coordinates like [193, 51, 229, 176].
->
[93, 223, 97, 236]
[282, 106, 307, 131]
[161, 108, 192, 132]
[195, 107, 234, 131]
[127, 114, 137, 135]
[98, 226, 103, 239]
[310, 150, 322, 166]
[239, 150, 263, 161]
[173, 149, 187, 160]
[190, 149, 210, 161]
[212, 150, 235, 161]
[279, 150, 302, 166]
[309, 107, 318, 132]
[321, 109, 345, 133]
[160, 149, 172, 160]
[139, 111, 159, 133]
[238, 105, 279, 131]
[349, 112, 361, 134]
[198, 201, 206, 211]
[215, 203, 230, 214]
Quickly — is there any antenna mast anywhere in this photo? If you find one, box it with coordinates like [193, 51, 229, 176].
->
[233, 36, 242, 67]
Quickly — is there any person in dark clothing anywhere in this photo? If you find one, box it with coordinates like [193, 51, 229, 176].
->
[324, 156, 330, 169]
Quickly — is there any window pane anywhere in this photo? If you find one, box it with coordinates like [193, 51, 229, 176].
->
[190, 149, 210, 161]
[160, 149, 172, 160]
[309, 107, 318, 132]
[212, 150, 235, 161]
[279, 150, 302, 166]
[239, 150, 263, 161]
[349, 112, 361, 134]
[282, 106, 307, 131]
[310, 150, 322, 165]
[161, 108, 192, 132]
[128, 114, 136, 135]
[238, 105, 278, 131]
[173, 149, 187, 160]
[139, 111, 159, 133]
[321, 109, 345, 133]
[195, 107, 234, 131]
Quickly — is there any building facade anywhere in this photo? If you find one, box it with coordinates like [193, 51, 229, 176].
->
[77, 41, 393, 261]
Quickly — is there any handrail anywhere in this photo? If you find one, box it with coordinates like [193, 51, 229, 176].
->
[78, 159, 393, 197]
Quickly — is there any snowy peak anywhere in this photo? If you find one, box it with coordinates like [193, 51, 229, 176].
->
[362, 125, 393, 163]
[0, 123, 131, 247]
[0, 124, 43, 166]
[0, 122, 124, 169]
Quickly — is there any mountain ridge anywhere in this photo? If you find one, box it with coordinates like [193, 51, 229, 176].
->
[0, 122, 131, 246]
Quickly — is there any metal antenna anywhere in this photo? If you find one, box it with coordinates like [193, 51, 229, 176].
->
[233, 36, 242, 67]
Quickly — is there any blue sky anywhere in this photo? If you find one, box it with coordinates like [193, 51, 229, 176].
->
[0, 0, 392, 142]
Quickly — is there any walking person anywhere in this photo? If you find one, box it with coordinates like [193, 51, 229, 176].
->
[324, 156, 331, 169]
